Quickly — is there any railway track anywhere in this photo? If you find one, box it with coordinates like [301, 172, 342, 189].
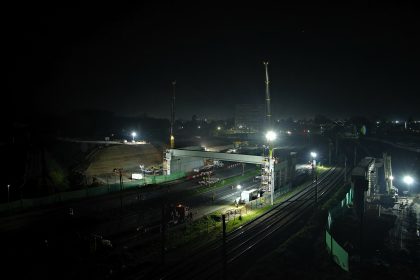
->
[126, 167, 345, 280]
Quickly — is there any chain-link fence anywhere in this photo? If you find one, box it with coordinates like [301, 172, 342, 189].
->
[0, 172, 186, 213]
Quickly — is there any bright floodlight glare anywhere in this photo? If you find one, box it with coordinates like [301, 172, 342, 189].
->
[265, 131, 277, 142]
[310, 152, 317, 158]
[403, 175, 414, 185]
[389, 175, 394, 181]
[131, 132, 136, 137]
[237, 185, 242, 190]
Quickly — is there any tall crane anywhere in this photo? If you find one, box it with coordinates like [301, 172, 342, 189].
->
[170, 80, 176, 149]
[263, 61, 271, 130]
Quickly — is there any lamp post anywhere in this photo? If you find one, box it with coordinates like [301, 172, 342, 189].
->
[131, 132, 137, 142]
[114, 168, 124, 213]
[403, 175, 414, 185]
[399, 175, 414, 248]
[7, 184, 10, 204]
[311, 152, 318, 205]
[265, 131, 277, 205]
[310, 152, 317, 167]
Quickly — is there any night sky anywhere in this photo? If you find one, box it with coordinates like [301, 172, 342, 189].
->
[5, 2, 420, 120]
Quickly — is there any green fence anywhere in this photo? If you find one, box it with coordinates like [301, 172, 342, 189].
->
[325, 186, 354, 271]
[325, 230, 349, 271]
[0, 172, 186, 213]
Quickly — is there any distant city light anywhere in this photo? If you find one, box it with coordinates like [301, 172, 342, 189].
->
[217, 126, 221, 130]
[198, 126, 201, 129]
[287, 130, 292, 135]
[131, 131, 136, 142]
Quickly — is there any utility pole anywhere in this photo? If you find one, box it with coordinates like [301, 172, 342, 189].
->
[315, 171, 318, 205]
[222, 214, 227, 280]
[354, 145, 357, 167]
[161, 204, 166, 265]
[120, 170, 123, 212]
[344, 155, 347, 182]
[328, 140, 332, 165]
[335, 137, 338, 159]
[170, 81, 176, 149]
[106, 175, 110, 193]
[7, 184, 10, 204]
[360, 200, 364, 262]
[113, 168, 124, 214]
[313, 165, 318, 205]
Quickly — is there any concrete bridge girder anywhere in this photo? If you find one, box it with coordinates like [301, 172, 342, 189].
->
[163, 149, 296, 203]
[165, 149, 267, 168]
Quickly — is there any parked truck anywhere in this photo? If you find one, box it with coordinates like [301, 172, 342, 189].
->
[235, 189, 259, 204]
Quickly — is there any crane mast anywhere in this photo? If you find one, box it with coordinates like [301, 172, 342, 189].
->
[263, 61, 271, 130]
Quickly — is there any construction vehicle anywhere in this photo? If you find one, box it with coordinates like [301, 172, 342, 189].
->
[166, 204, 191, 225]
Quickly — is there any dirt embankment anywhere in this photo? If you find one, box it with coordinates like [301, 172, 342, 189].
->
[85, 144, 163, 177]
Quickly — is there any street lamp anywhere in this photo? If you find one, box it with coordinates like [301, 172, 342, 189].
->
[7, 184, 10, 204]
[265, 130, 277, 158]
[403, 175, 414, 186]
[310, 152, 317, 166]
[310, 152, 318, 205]
[131, 132, 137, 142]
[265, 130, 277, 142]
[217, 126, 221, 131]
[403, 175, 414, 195]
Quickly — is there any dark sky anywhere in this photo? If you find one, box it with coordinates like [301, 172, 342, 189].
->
[5, 2, 420, 120]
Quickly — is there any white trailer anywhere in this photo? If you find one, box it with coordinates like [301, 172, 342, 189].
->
[238, 189, 259, 204]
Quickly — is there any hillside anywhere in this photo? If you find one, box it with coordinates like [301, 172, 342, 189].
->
[85, 144, 163, 177]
